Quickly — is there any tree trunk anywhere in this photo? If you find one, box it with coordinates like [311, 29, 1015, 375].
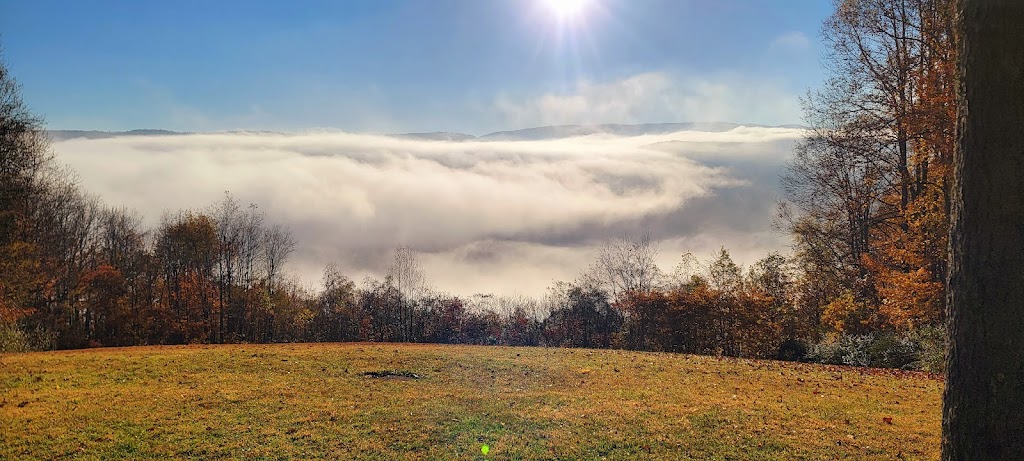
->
[943, 1, 1024, 459]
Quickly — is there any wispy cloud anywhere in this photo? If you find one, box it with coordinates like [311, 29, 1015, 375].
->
[769, 31, 812, 52]
[78, 71, 803, 136]
[493, 72, 802, 129]
[53, 126, 801, 295]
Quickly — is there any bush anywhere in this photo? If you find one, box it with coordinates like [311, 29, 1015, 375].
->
[776, 338, 809, 362]
[805, 334, 854, 366]
[0, 323, 30, 352]
[837, 334, 873, 366]
[0, 323, 56, 353]
[907, 326, 947, 373]
[805, 327, 947, 371]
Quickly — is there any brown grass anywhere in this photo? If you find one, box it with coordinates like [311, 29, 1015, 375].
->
[0, 343, 942, 460]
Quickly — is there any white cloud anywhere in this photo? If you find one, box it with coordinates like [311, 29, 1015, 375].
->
[769, 31, 812, 52]
[52, 126, 802, 296]
[493, 72, 802, 129]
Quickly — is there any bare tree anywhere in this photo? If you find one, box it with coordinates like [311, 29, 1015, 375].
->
[262, 223, 295, 295]
[238, 203, 264, 291]
[209, 194, 267, 340]
[665, 252, 700, 289]
[824, 0, 927, 212]
[388, 246, 427, 301]
[0, 47, 52, 247]
[387, 245, 428, 342]
[706, 247, 744, 296]
[100, 207, 145, 270]
[98, 206, 147, 342]
[582, 233, 662, 301]
[943, 1, 1024, 458]
[253, 223, 294, 342]
[779, 114, 890, 303]
[212, 192, 241, 342]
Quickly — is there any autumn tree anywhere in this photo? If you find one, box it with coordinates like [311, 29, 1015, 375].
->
[0, 48, 62, 349]
[747, 252, 814, 343]
[781, 0, 958, 334]
[420, 295, 466, 344]
[617, 289, 671, 351]
[542, 284, 622, 348]
[155, 211, 219, 343]
[312, 264, 361, 341]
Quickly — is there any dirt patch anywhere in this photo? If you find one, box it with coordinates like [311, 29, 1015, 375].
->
[361, 370, 422, 380]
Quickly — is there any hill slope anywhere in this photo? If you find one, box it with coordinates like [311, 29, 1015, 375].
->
[0, 344, 940, 459]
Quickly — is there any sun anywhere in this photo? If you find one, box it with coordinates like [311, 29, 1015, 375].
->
[541, 0, 590, 20]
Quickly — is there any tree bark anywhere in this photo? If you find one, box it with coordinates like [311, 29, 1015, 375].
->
[944, 1, 1024, 459]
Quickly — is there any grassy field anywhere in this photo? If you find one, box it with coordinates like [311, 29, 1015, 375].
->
[1, 343, 942, 460]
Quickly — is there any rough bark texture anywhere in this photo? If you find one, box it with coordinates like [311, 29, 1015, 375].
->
[943, 1, 1024, 459]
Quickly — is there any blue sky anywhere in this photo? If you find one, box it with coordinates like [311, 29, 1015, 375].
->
[2, 0, 831, 134]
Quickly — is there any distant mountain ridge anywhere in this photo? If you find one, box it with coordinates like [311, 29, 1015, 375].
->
[477, 122, 790, 141]
[388, 131, 478, 142]
[48, 122, 805, 143]
[48, 129, 185, 142]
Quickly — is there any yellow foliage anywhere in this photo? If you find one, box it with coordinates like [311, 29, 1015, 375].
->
[821, 292, 880, 335]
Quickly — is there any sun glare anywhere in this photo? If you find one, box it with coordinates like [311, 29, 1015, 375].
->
[542, 0, 590, 20]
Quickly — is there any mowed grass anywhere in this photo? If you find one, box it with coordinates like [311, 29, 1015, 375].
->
[1, 343, 941, 460]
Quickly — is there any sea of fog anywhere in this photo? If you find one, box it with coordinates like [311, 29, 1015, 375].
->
[51, 126, 801, 296]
